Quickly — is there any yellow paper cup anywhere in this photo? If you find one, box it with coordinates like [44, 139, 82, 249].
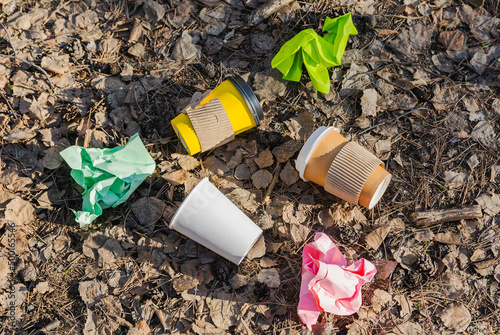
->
[171, 76, 264, 155]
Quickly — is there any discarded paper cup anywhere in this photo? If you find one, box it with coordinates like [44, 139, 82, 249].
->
[296, 126, 392, 209]
[171, 76, 264, 155]
[169, 177, 263, 264]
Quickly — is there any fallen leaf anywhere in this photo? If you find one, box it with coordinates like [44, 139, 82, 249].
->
[5, 197, 35, 226]
[254, 149, 274, 169]
[475, 193, 500, 216]
[163, 169, 191, 186]
[79, 280, 108, 307]
[286, 111, 315, 141]
[131, 197, 166, 231]
[172, 153, 200, 170]
[372, 259, 397, 280]
[280, 162, 299, 186]
[438, 30, 466, 51]
[361, 88, 380, 117]
[365, 224, 391, 250]
[440, 303, 471, 332]
[246, 235, 266, 260]
[257, 268, 280, 288]
[251, 169, 273, 189]
[272, 140, 302, 163]
[204, 156, 229, 176]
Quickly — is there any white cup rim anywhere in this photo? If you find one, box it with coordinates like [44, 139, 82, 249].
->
[295, 126, 338, 182]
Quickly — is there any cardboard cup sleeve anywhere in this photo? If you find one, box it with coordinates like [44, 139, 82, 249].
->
[184, 97, 235, 152]
[324, 141, 385, 206]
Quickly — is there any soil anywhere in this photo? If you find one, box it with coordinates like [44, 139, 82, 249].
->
[0, 0, 499, 334]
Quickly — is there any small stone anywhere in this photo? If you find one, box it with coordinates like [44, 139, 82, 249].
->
[235, 164, 252, 180]
[251, 170, 273, 189]
[255, 149, 274, 169]
[280, 162, 299, 186]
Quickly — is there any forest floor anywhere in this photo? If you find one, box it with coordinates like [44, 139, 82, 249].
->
[0, 0, 499, 334]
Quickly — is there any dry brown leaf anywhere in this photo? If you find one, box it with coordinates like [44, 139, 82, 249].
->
[439, 30, 466, 51]
[279, 162, 299, 186]
[257, 268, 280, 288]
[365, 224, 391, 250]
[172, 153, 200, 171]
[251, 169, 272, 189]
[440, 303, 471, 332]
[255, 149, 274, 169]
[286, 111, 315, 141]
[318, 208, 334, 228]
[272, 140, 302, 163]
[433, 231, 462, 245]
[5, 197, 35, 226]
[163, 169, 191, 186]
[361, 88, 380, 117]
[372, 259, 397, 279]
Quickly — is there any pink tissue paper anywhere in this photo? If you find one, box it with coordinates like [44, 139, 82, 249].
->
[298, 232, 377, 329]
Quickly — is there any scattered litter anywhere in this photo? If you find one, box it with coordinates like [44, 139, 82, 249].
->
[272, 13, 358, 93]
[60, 133, 156, 227]
[297, 233, 376, 330]
[169, 178, 262, 264]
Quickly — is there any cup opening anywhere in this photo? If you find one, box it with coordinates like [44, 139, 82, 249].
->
[236, 232, 263, 265]
[171, 123, 191, 155]
[368, 174, 392, 209]
[227, 76, 264, 126]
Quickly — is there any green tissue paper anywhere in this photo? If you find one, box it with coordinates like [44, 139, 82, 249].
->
[60, 133, 156, 227]
[271, 13, 358, 93]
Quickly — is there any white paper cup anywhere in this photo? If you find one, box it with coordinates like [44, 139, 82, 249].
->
[169, 177, 263, 264]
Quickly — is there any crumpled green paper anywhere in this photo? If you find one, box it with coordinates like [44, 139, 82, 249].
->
[60, 133, 156, 227]
[271, 13, 358, 93]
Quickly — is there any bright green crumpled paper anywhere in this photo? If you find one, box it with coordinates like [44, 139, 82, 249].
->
[271, 13, 358, 94]
[60, 133, 156, 227]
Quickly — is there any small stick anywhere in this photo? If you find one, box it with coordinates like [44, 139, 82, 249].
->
[411, 205, 483, 226]
[356, 107, 429, 136]
[249, 0, 295, 25]
[0, 22, 17, 56]
[0, 54, 55, 90]
[263, 163, 281, 204]
[0, 90, 18, 118]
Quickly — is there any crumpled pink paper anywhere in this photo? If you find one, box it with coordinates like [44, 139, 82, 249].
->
[298, 233, 377, 329]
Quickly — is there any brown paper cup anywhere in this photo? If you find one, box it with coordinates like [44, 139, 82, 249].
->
[296, 127, 392, 209]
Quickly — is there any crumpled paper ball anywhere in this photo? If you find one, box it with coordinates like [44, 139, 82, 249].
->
[298, 232, 377, 329]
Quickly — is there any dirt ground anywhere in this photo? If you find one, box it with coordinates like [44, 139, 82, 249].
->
[1, 0, 499, 334]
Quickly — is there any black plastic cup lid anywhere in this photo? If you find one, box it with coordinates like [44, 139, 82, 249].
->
[227, 76, 264, 126]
